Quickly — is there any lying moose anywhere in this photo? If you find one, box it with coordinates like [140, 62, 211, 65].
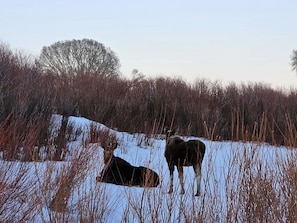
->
[164, 127, 206, 196]
[96, 138, 159, 187]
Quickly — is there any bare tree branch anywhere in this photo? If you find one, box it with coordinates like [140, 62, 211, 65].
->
[36, 39, 120, 77]
[291, 49, 297, 74]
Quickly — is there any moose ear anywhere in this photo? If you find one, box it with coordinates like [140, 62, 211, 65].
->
[100, 141, 107, 150]
[172, 127, 179, 135]
[112, 141, 118, 150]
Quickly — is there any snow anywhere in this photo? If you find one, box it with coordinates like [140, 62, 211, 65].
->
[1, 115, 296, 222]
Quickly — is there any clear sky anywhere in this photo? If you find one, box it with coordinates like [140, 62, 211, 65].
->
[1, 0, 297, 89]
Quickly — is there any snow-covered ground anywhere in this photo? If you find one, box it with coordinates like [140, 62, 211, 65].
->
[1, 115, 296, 222]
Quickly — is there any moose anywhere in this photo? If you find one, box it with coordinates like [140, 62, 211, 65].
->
[96, 135, 159, 187]
[164, 127, 206, 196]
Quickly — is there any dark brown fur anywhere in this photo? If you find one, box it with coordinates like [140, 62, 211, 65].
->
[96, 141, 159, 187]
[164, 127, 206, 196]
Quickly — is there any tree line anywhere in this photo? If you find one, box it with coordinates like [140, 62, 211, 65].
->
[0, 40, 296, 161]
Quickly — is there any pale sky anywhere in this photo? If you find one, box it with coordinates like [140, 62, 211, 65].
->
[1, 0, 297, 89]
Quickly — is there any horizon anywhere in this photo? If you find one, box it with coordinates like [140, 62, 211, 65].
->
[1, 0, 297, 89]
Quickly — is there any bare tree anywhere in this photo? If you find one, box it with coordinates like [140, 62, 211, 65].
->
[291, 49, 297, 74]
[36, 39, 120, 77]
[0, 42, 55, 160]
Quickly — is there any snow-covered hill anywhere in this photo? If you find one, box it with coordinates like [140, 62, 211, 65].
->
[1, 115, 296, 222]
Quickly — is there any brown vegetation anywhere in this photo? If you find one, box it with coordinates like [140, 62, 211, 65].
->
[1, 41, 297, 222]
[0, 41, 297, 162]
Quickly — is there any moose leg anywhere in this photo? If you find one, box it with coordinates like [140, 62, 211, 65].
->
[168, 165, 174, 194]
[193, 164, 202, 196]
[177, 166, 185, 194]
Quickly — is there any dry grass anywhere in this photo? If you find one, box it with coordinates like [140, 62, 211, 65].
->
[2, 41, 297, 222]
[0, 162, 37, 222]
[1, 120, 297, 222]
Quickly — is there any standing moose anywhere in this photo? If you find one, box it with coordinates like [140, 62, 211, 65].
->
[164, 127, 206, 196]
[96, 133, 159, 187]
